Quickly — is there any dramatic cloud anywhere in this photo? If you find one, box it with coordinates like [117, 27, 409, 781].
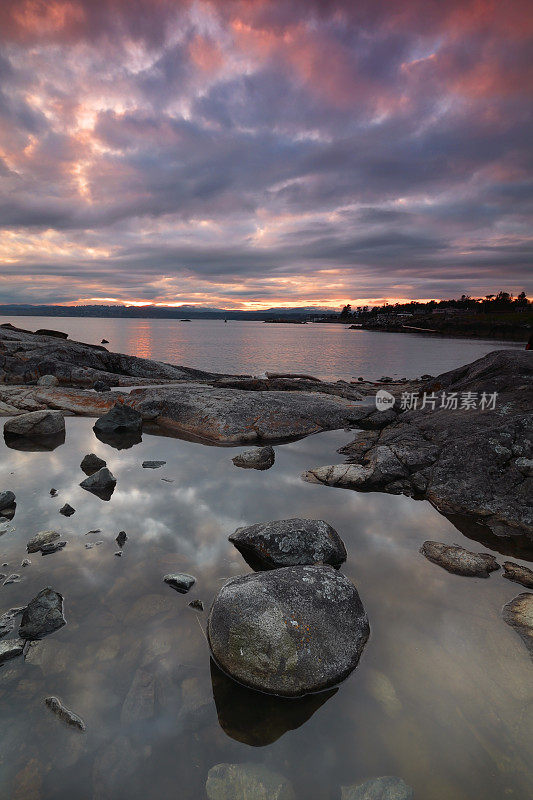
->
[0, 0, 531, 308]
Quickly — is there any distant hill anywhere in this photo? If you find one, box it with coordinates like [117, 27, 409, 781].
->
[0, 304, 334, 321]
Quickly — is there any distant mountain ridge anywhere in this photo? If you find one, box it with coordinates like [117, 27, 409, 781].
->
[0, 304, 334, 321]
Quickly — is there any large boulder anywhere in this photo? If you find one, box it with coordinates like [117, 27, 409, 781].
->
[229, 518, 347, 570]
[37, 375, 59, 387]
[0, 490, 15, 513]
[93, 403, 142, 435]
[419, 541, 500, 577]
[304, 350, 533, 541]
[206, 763, 295, 800]
[19, 588, 66, 640]
[4, 410, 65, 438]
[207, 565, 369, 697]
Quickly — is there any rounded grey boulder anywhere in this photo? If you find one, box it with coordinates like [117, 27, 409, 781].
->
[4, 410, 65, 438]
[37, 374, 59, 387]
[229, 518, 347, 570]
[207, 565, 369, 697]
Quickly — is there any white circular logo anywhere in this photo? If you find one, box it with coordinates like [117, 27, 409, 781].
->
[375, 389, 395, 411]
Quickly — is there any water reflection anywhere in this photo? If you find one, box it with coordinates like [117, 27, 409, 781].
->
[4, 431, 66, 451]
[210, 660, 337, 747]
[94, 429, 143, 450]
[0, 419, 532, 800]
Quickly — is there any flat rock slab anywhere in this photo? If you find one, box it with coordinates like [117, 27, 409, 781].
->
[229, 518, 347, 570]
[232, 446, 275, 470]
[502, 562, 533, 589]
[19, 588, 66, 640]
[502, 592, 533, 659]
[142, 460, 166, 469]
[420, 541, 500, 577]
[4, 410, 65, 438]
[207, 565, 369, 697]
[341, 776, 414, 800]
[206, 762, 295, 800]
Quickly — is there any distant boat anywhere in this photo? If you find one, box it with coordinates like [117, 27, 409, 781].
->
[180, 319, 191, 322]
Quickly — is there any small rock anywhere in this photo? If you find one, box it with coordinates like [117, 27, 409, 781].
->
[101, 339, 109, 344]
[50, 488, 58, 497]
[0, 491, 16, 512]
[80, 453, 106, 475]
[116, 531, 127, 548]
[0, 638, 24, 665]
[420, 541, 500, 577]
[163, 573, 196, 594]
[189, 600, 204, 611]
[85, 543, 94, 549]
[232, 446, 275, 470]
[229, 518, 347, 570]
[80, 467, 116, 501]
[206, 763, 295, 800]
[114, 551, 123, 557]
[4, 410, 65, 438]
[93, 403, 142, 434]
[502, 562, 533, 589]
[45, 697, 86, 731]
[37, 375, 59, 387]
[21, 559, 31, 567]
[161, 477, 174, 483]
[341, 775, 414, 800]
[142, 460, 166, 469]
[93, 380, 111, 392]
[35, 328, 68, 339]
[19, 587, 66, 640]
[41, 541, 67, 555]
[27, 530, 61, 553]
[502, 592, 533, 659]
[59, 503, 76, 517]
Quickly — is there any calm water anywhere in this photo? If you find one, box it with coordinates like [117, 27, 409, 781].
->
[0, 420, 532, 799]
[0, 316, 523, 380]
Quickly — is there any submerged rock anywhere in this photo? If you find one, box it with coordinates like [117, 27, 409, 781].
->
[0, 607, 24, 639]
[19, 588, 66, 640]
[163, 573, 195, 593]
[142, 460, 166, 469]
[93, 403, 142, 435]
[45, 696, 86, 731]
[420, 541, 500, 577]
[502, 592, 533, 658]
[59, 503, 75, 517]
[206, 762, 295, 800]
[80, 453, 106, 475]
[232, 446, 275, 470]
[27, 530, 61, 553]
[4, 410, 65, 438]
[79, 467, 116, 501]
[207, 565, 369, 697]
[502, 562, 533, 589]
[0, 638, 24, 665]
[341, 776, 414, 800]
[229, 518, 347, 570]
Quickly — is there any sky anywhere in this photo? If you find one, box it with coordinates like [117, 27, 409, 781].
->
[0, 0, 531, 310]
